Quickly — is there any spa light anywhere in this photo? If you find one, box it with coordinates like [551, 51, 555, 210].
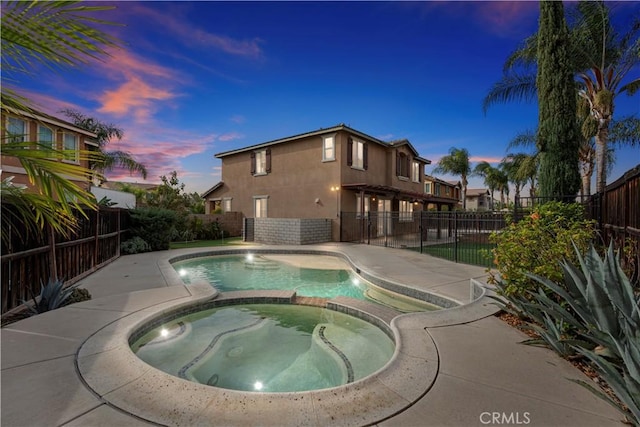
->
[160, 328, 169, 337]
[178, 269, 187, 277]
[247, 253, 254, 262]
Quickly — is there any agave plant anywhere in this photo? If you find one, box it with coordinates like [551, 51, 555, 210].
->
[511, 242, 640, 424]
[28, 278, 79, 314]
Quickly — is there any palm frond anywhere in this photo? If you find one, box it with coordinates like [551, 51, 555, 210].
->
[482, 73, 537, 115]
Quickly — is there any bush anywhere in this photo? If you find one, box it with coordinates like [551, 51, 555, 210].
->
[121, 236, 151, 254]
[63, 287, 92, 306]
[488, 201, 596, 297]
[128, 207, 178, 251]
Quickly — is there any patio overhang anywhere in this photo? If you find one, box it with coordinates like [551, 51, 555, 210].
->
[341, 183, 430, 203]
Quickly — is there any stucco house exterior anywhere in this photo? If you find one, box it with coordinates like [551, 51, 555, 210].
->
[1, 106, 99, 191]
[465, 188, 492, 211]
[203, 124, 432, 241]
[423, 175, 462, 211]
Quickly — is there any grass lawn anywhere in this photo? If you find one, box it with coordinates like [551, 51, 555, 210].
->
[419, 242, 495, 267]
[169, 237, 243, 249]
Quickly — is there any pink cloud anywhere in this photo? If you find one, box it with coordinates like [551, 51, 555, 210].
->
[130, 4, 263, 58]
[470, 156, 503, 164]
[218, 132, 244, 142]
[474, 1, 539, 36]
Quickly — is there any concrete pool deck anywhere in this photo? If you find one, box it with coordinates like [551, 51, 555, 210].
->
[0, 243, 623, 426]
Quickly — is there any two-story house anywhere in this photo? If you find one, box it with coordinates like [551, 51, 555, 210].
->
[423, 175, 462, 211]
[1, 106, 99, 191]
[203, 124, 431, 241]
[465, 188, 492, 211]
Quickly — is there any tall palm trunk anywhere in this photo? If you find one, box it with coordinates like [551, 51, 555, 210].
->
[595, 119, 610, 194]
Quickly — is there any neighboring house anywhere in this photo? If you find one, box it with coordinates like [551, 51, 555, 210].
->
[203, 124, 432, 241]
[1, 106, 99, 191]
[465, 188, 492, 211]
[423, 175, 462, 210]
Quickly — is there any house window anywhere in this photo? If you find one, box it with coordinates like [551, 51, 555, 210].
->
[347, 138, 367, 170]
[425, 182, 432, 194]
[355, 194, 370, 218]
[62, 132, 79, 163]
[37, 124, 54, 149]
[6, 116, 28, 144]
[396, 152, 409, 178]
[251, 148, 271, 175]
[223, 198, 232, 212]
[322, 135, 335, 161]
[434, 183, 441, 196]
[411, 161, 420, 182]
[254, 196, 268, 218]
[399, 200, 413, 221]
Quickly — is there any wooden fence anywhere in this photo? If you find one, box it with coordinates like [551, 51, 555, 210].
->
[1, 207, 130, 314]
[591, 165, 640, 284]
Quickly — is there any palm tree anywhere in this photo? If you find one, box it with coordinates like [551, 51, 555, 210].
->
[60, 109, 148, 180]
[1, 1, 120, 245]
[433, 147, 471, 210]
[501, 153, 531, 201]
[473, 161, 499, 210]
[483, 0, 639, 194]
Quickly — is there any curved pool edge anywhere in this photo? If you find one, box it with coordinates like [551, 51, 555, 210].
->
[76, 290, 440, 426]
[162, 246, 491, 310]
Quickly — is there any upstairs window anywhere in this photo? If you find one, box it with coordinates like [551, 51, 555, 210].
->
[251, 148, 271, 175]
[37, 124, 54, 149]
[425, 182, 432, 194]
[396, 152, 409, 178]
[62, 132, 79, 163]
[322, 134, 335, 161]
[434, 183, 441, 196]
[411, 161, 420, 182]
[6, 116, 28, 144]
[347, 138, 367, 170]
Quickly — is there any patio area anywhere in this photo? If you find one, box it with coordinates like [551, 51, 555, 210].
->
[1, 243, 623, 426]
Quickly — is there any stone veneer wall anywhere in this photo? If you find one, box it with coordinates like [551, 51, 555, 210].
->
[254, 218, 332, 245]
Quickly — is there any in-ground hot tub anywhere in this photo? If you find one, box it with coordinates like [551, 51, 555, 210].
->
[130, 303, 395, 392]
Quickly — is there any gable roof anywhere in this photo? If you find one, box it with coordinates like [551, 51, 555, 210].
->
[466, 188, 490, 197]
[215, 124, 430, 164]
[388, 139, 430, 164]
[201, 181, 224, 198]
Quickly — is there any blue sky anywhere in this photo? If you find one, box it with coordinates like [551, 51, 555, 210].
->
[11, 1, 640, 195]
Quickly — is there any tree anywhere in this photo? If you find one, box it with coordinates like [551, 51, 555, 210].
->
[501, 153, 531, 201]
[1, 1, 120, 245]
[433, 147, 471, 210]
[473, 161, 499, 210]
[483, 1, 639, 194]
[536, 0, 581, 199]
[60, 109, 148, 180]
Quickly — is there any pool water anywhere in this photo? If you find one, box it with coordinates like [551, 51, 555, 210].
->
[173, 255, 438, 312]
[131, 304, 395, 392]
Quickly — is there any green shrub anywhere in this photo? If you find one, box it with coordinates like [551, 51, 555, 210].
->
[63, 287, 92, 306]
[129, 207, 178, 251]
[488, 201, 596, 297]
[121, 236, 151, 254]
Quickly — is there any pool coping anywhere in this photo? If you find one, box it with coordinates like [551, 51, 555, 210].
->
[75, 246, 499, 426]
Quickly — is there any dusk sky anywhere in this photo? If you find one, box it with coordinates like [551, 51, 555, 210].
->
[10, 1, 640, 195]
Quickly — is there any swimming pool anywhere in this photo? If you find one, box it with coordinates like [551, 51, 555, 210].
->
[172, 254, 439, 312]
[130, 303, 395, 392]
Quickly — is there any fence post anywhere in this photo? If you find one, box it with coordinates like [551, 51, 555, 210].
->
[94, 209, 100, 267]
[454, 211, 458, 263]
[48, 224, 57, 280]
[419, 211, 424, 254]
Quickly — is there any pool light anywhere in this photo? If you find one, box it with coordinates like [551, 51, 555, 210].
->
[178, 268, 187, 277]
[160, 328, 169, 337]
[351, 278, 360, 286]
[246, 253, 254, 262]
[253, 380, 263, 391]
